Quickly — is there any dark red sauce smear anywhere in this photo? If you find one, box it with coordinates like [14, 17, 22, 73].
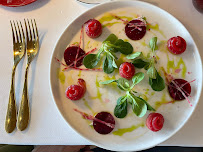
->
[125, 19, 146, 40]
[93, 112, 115, 135]
[64, 46, 85, 67]
[168, 79, 191, 101]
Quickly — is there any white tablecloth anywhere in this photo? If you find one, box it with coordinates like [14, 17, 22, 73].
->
[0, 0, 203, 146]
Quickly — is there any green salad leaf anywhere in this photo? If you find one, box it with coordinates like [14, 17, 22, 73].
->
[149, 70, 165, 91]
[128, 37, 165, 91]
[100, 72, 155, 118]
[126, 52, 142, 60]
[82, 54, 100, 69]
[114, 39, 133, 55]
[130, 94, 147, 117]
[133, 59, 150, 69]
[114, 96, 128, 118]
[83, 34, 133, 74]
[149, 37, 158, 52]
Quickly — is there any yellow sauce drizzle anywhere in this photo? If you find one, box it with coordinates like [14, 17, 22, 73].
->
[83, 98, 95, 115]
[149, 24, 166, 38]
[140, 94, 148, 101]
[158, 40, 168, 53]
[90, 75, 103, 103]
[99, 13, 133, 28]
[72, 42, 79, 46]
[113, 123, 144, 136]
[154, 93, 174, 110]
[78, 71, 82, 77]
[140, 41, 148, 47]
[167, 56, 187, 78]
[57, 68, 66, 84]
[102, 22, 120, 28]
[85, 41, 91, 50]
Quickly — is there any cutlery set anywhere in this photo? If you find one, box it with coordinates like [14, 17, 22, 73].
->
[5, 19, 39, 133]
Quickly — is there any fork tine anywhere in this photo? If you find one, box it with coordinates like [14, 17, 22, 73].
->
[10, 21, 16, 44]
[34, 19, 38, 41]
[27, 19, 32, 40]
[30, 19, 35, 40]
[24, 19, 29, 41]
[13, 21, 19, 43]
[20, 21, 25, 44]
[17, 21, 22, 43]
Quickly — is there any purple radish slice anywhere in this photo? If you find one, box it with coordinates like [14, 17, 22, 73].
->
[64, 46, 85, 67]
[93, 112, 115, 135]
[74, 109, 115, 135]
[125, 19, 146, 40]
[168, 79, 191, 101]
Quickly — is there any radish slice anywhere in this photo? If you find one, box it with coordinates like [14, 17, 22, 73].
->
[74, 109, 115, 134]
[93, 112, 115, 134]
[168, 79, 191, 101]
[125, 19, 146, 40]
[64, 46, 85, 67]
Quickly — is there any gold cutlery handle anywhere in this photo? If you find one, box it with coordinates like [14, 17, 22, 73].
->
[17, 64, 30, 131]
[5, 66, 17, 133]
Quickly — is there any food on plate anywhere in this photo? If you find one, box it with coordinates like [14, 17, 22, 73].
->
[146, 113, 164, 132]
[65, 79, 86, 100]
[168, 79, 191, 101]
[127, 37, 165, 91]
[93, 112, 115, 134]
[83, 34, 133, 74]
[100, 72, 155, 118]
[85, 19, 102, 38]
[74, 109, 115, 134]
[125, 19, 146, 40]
[119, 62, 135, 79]
[55, 10, 195, 137]
[167, 36, 187, 55]
[64, 46, 85, 67]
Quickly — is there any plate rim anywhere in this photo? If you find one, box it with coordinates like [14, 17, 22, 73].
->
[49, 1, 203, 151]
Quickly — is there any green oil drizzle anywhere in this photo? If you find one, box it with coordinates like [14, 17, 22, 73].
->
[113, 123, 144, 136]
[83, 99, 95, 115]
[85, 41, 91, 50]
[72, 42, 79, 46]
[78, 71, 82, 77]
[90, 76, 103, 103]
[140, 94, 148, 101]
[99, 13, 133, 27]
[154, 93, 174, 110]
[149, 24, 166, 38]
[102, 22, 120, 27]
[151, 92, 155, 96]
[57, 68, 66, 84]
[167, 56, 187, 78]
[158, 40, 168, 53]
[141, 41, 148, 47]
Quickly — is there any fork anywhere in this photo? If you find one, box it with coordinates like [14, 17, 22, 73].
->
[17, 19, 39, 131]
[5, 21, 25, 133]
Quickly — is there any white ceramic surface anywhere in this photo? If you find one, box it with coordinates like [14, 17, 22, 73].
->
[50, 1, 202, 151]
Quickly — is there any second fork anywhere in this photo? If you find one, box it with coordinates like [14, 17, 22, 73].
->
[17, 19, 39, 131]
[5, 21, 25, 133]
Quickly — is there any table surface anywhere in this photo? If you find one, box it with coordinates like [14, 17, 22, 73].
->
[0, 0, 203, 147]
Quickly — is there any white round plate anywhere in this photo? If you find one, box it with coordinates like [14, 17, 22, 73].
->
[50, 1, 202, 151]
